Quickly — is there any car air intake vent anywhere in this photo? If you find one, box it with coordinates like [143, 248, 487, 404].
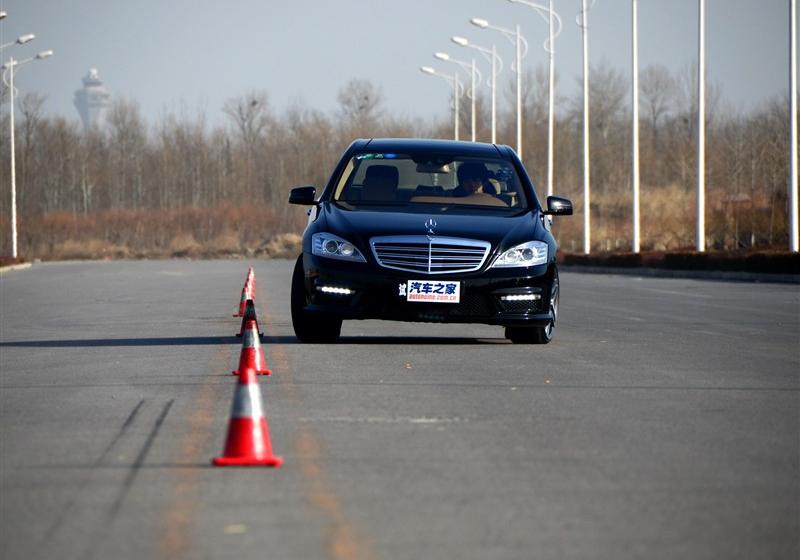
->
[370, 235, 491, 274]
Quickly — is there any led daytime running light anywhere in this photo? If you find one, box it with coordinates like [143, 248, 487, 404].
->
[500, 294, 541, 301]
[318, 285, 354, 295]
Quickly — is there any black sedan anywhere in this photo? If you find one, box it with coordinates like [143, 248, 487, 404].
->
[288, 138, 572, 343]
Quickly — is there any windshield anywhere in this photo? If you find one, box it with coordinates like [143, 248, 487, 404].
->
[332, 152, 529, 212]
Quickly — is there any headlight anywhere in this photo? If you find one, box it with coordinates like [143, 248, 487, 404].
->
[492, 240, 548, 268]
[312, 233, 366, 262]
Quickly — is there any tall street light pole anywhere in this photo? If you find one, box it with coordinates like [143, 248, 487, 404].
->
[547, 0, 555, 197]
[421, 66, 462, 141]
[2, 50, 54, 259]
[577, 0, 594, 254]
[452, 37, 503, 144]
[470, 18, 528, 158]
[470, 59, 476, 142]
[508, 0, 562, 197]
[790, 0, 798, 252]
[632, 0, 641, 253]
[435, 52, 482, 142]
[697, 0, 706, 252]
[7, 58, 16, 259]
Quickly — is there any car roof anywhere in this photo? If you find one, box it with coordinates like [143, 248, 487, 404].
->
[352, 138, 510, 158]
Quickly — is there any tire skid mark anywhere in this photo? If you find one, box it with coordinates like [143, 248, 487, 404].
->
[81, 399, 174, 560]
[39, 398, 146, 544]
[261, 297, 376, 560]
[108, 399, 175, 519]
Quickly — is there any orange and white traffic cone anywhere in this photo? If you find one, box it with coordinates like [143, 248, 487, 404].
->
[236, 299, 263, 337]
[247, 267, 256, 293]
[233, 284, 248, 317]
[233, 319, 271, 376]
[213, 369, 283, 467]
[233, 268, 256, 317]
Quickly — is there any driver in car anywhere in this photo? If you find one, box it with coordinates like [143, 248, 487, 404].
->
[453, 162, 497, 197]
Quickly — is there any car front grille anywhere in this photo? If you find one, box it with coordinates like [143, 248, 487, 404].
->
[370, 236, 491, 274]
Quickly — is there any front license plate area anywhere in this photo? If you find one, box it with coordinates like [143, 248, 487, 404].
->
[401, 280, 461, 303]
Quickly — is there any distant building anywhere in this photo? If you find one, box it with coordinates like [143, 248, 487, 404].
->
[74, 68, 111, 130]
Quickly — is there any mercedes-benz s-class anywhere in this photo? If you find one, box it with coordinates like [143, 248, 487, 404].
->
[288, 138, 572, 344]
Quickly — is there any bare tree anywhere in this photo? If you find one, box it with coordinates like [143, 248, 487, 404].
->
[589, 62, 627, 142]
[223, 91, 271, 151]
[586, 62, 628, 202]
[223, 91, 272, 204]
[337, 78, 384, 135]
[77, 127, 105, 214]
[17, 93, 46, 213]
[106, 99, 147, 209]
[640, 64, 675, 152]
[519, 65, 552, 182]
[669, 61, 722, 191]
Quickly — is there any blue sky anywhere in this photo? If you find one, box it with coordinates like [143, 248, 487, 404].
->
[0, 0, 792, 127]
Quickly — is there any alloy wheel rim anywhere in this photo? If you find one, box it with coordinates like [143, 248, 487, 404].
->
[545, 293, 558, 338]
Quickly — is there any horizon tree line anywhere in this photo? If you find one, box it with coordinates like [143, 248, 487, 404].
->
[0, 62, 793, 258]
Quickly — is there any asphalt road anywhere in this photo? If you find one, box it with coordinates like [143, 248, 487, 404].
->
[1, 260, 798, 560]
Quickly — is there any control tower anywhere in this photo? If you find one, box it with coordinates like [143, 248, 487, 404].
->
[74, 68, 111, 130]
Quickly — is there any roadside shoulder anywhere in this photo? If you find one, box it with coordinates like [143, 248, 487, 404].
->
[559, 265, 800, 284]
[0, 262, 32, 275]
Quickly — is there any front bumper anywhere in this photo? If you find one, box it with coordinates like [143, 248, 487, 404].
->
[302, 253, 556, 327]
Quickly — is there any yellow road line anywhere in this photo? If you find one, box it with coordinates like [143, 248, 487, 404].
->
[160, 270, 374, 560]
[159, 345, 227, 559]
[261, 284, 376, 560]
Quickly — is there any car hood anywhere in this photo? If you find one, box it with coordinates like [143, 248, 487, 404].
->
[317, 203, 546, 254]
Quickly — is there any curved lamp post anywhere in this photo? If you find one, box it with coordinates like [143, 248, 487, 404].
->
[470, 18, 528, 158]
[3, 49, 54, 259]
[508, 0, 562, 197]
[421, 66, 463, 141]
[0, 33, 34, 51]
[435, 52, 482, 142]
[451, 36, 503, 144]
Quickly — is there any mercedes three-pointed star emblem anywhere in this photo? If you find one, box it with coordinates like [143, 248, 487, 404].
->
[424, 218, 437, 239]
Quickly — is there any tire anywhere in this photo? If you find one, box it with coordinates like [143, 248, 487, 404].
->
[505, 275, 559, 345]
[291, 256, 342, 343]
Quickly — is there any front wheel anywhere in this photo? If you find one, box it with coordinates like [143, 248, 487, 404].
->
[505, 276, 559, 345]
[291, 256, 342, 343]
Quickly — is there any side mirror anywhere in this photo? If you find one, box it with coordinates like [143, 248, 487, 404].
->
[544, 196, 573, 216]
[289, 186, 317, 205]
